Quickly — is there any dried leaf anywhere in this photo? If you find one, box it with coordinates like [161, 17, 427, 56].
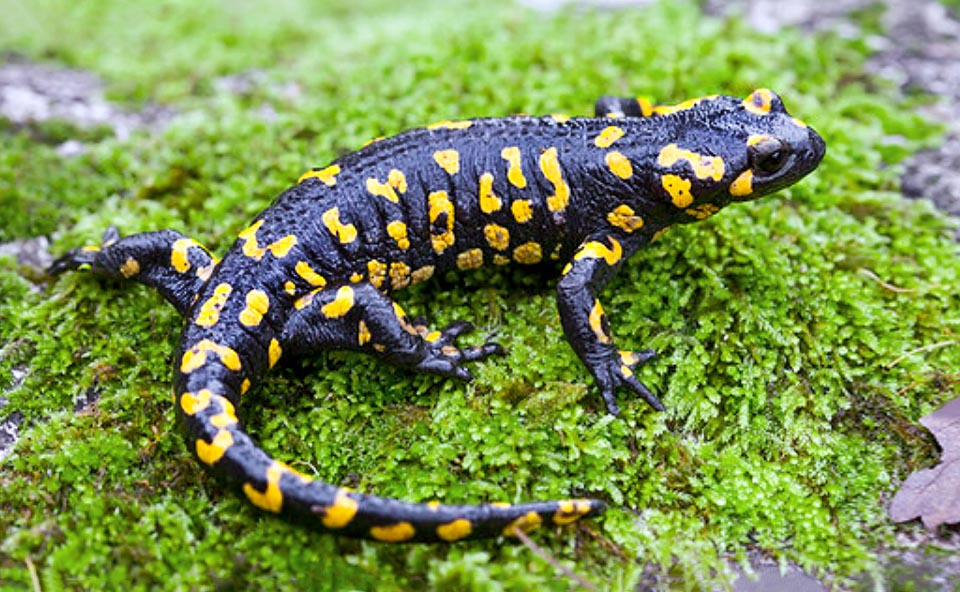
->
[890, 397, 960, 529]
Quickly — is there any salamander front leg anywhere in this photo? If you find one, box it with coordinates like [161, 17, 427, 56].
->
[281, 283, 504, 381]
[557, 233, 663, 415]
[48, 227, 218, 316]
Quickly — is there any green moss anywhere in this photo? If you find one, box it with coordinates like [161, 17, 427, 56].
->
[2, 0, 958, 589]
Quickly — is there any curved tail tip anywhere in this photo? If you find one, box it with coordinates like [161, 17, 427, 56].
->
[501, 498, 607, 539]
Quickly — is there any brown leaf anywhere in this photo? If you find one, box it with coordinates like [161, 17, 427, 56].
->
[890, 397, 960, 529]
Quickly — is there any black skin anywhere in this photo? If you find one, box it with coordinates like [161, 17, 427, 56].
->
[49, 90, 826, 543]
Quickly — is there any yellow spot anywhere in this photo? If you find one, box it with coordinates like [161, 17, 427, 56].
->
[365, 169, 407, 203]
[607, 204, 644, 233]
[594, 126, 624, 148]
[295, 261, 327, 287]
[539, 147, 570, 212]
[391, 302, 417, 335]
[171, 238, 197, 273]
[181, 339, 242, 373]
[502, 511, 542, 537]
[500, 146, 527, 188]
[478, 172, 502, 213]
[196, 262, 216, 282]
[662, 174, 694, 208]
[574, 237, 623, 265]
[605, 151, 633, 179]
[321, 286, 355, 318]
[242, 461, 285, 513]
[686, 203, 720, 219]
[553, 500, 592, 525]
[238, 221, 264, 258]
[294, 287, 320, 310]
[370, 521, 416, 542]
[322, 489, 359, 529]
[196, 429, 233, 465]
[511, 199, 533, 223]
[658, 144, 725, 181]
[120, 257, 140, 278]
[238, 220, 298, 261]
[743, 88, 774, 115]
[298, 163, 340, 186]
[321, 208, 358, 244]
[428, 190, 456, 254]
[195, 283, 233, 327]
[425, 330, 442, 342]
[651, 95, 717, 116]
[241, 378, 251, 395]
[81, 245, 101, 253]
[483, 223, 510, 251]
[387, 220, 410, 250]
[619, 350, 637, 365]
[268, 338, 281, 368]
[367, 260, 387, 289]
[358, 320, 371, 345]
[493, 254, 510, 266]
[362, 136, 384, 147]
[748, 134, 771, 147]
[637, 97, 654, 117]
[588, 300, 611, 343]
[239, 289, 270, 327]
[411, 265, 435, 284]
[437, 519, 473, 542]
[433, 149, 460, 174]
[179, 389, 213, 415]
[729, 169, 754, 197]
[210, 406, 238, 428]
[349, 272, 362, 283]
[513, 242, 542, 265]
[269, 235, 297, 258]
[427, 120, 472, 130]
[550, 113, 570, 123]
[621, 364, 633, 378]
[389, 262, 411, 290]
[456, 248, 483, 270]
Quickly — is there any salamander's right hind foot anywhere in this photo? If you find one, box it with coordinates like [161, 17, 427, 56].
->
[47, 227, 122, 276]
[47, 227, 217, 316]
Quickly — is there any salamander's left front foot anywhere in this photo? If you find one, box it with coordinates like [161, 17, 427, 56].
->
[594, 348, 663, 415]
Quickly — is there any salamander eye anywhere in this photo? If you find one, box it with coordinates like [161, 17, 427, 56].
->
[750, 137, 792, 175]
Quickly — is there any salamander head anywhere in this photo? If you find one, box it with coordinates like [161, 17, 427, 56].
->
[647, 89, 825, 223]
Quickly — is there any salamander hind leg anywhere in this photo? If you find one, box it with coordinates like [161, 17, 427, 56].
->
[281, 282, 504, 380]
[48, 226, 217, 316]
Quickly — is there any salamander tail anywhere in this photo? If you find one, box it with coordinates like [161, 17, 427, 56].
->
[178, 386, 604, 542]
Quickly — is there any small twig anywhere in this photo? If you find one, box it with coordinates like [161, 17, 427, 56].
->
[857, 268, 916, 293]
[577, 522, 629, 561]
[886, 341, 956, 369]
[513, 528, 598, 591]
[25, 556, 42, 592]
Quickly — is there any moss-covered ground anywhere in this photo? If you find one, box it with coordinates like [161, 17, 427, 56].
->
[1, 0, 958, 589]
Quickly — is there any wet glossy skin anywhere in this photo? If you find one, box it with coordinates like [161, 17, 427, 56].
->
[50, 89, 825, 542]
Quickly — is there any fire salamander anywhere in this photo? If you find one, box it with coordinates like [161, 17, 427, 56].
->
[49, 89, 825, 543]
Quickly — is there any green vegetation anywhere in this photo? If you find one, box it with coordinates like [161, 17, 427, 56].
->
[1, 0, 957, 589]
